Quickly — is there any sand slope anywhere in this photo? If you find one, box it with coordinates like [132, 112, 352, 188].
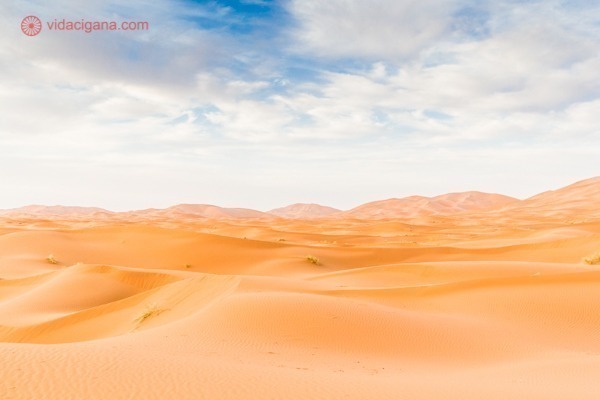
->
[1, 178, 600, 399]
[268, 203, 342, 219]
[0, 205, 112, 216]
[345, 191, 519, 219]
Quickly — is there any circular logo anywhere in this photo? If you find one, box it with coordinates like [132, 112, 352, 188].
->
[21, 16, 42, 36]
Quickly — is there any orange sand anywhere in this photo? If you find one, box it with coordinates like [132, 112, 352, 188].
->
[1, 178, 600, 399]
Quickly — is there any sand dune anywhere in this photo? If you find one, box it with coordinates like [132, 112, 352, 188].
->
[344, 191, 519, 219]
[1, 178, 600, 399]
[0, 205, 113, 217]
[1, 177, 597, 222]
[133, 204, 275, 219]
[268, 203, 342, 219]
[502, 177, 600, 219]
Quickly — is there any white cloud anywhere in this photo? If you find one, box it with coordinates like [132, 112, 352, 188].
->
[287, 0, 461, 59]
[0, 0, 598, 210]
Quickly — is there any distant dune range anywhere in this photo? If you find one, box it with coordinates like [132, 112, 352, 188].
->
[269, 203, 342, 219]
[1, 177, 598, 221]
[1, 177, 600, 399]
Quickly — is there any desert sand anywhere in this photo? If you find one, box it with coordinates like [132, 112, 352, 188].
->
[1, 177, 600, 399]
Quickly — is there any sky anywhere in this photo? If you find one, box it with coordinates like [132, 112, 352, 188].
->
[0, 0, 599, 211]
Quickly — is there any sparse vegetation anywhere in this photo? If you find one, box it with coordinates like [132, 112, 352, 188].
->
[306, 255, 320, 265]
[134, 303, 165, 325]
[185, 264, 192, 269]
[46, 254, 58, 264]
[583, 252, 600, 265]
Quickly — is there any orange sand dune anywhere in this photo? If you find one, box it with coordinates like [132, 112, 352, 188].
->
[269, 203, 342, 219]
[2, 179, 600, 399]
[344, 191, 519, 219]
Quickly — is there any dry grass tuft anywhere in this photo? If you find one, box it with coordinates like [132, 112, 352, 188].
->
[306, 255, 320, 265]
[46, 254, 59, 264]
[134, 303, 165, 325]
[583, 252, 600, 265]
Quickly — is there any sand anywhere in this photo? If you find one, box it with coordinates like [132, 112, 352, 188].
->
[1, 179, 600, 399]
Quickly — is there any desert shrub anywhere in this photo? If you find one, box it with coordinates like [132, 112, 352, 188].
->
[306, 255, 320, 265]
[46, 254, 58, 264]
[583, 253, 600, 265]
[134, 303, 164, 325]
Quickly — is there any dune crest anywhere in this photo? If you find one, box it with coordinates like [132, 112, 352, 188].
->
[1, 177, 598, 222]
[268, 203, 342, 219]
[344, 191, 519, 219]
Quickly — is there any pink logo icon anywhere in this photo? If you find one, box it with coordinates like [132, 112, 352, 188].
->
[21, 16, 42, 36]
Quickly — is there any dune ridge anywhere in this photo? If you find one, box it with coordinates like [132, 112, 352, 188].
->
[268, 203, 342, 219]
[0, 176, 597, 220]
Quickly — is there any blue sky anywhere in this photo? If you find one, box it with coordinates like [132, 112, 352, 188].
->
[0, 0, 599, 211]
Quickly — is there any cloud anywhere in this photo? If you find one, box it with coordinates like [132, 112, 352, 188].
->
[0, 0, 598, 210]
[287, 0, 461, 59]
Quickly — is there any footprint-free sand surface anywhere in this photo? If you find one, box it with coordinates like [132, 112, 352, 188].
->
[1, 179, 600, 399]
